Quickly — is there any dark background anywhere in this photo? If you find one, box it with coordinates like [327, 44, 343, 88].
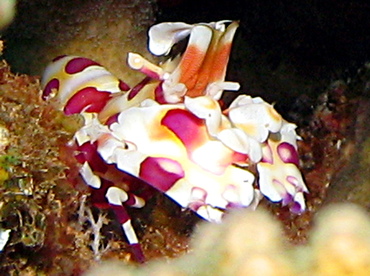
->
[158, 0, 370, 110]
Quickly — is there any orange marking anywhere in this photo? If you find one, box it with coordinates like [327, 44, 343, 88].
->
[185, 38, 233, 98]
[185, 37, 219, 97]
[178, 45, 205, 86]
[209, 43, 232, 83]
[179, 32, 234, 98]
[183, 75, 200, 97]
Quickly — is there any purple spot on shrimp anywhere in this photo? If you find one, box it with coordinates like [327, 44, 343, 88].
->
[290, 201, 303, 214]
[127, 76, 151, 100]
[119, 80, 130, 91]
[154, 82, 167, 104]
[64, 87, 111, 115]
[89, 179, 113, 209]
[141, 67, 160, 80]
[130, 243, 146, 263]
[42, 78, 59, 100]
[52, 55, 67, 62]
[124, 193, 138, 206]
[188, 187, 207, 212]
[286, 176, 301, 190]
[110, 203, 130, 224]
[105, 113, 119, 126]
[271, 179, 288, 200]
[188, 201, 205, 212]
[277, 142, 299, 166]
[139, 157, 184, 192]
[65, 57, 100, 74]
[191, 187, 207, 201]
[161, 108, 205, 152]
[281, 193, 293, 206]
[226, 202, 244, 209]
[75, 142, 108, 174]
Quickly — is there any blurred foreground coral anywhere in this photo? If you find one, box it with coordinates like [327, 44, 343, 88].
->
[85, 204, 370, 276]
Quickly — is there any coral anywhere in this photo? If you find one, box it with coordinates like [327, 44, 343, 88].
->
[309, 205, 370, 276]
[0, 55, 93, 274]
[317, 67, 370, 209]
[84, 204, 370, 276]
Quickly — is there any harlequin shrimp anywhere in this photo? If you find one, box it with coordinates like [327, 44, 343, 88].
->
[41, 20, 308, 262]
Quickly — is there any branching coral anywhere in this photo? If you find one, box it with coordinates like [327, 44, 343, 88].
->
[0, 55, 94, 274]
[78, 195, 110, 261]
